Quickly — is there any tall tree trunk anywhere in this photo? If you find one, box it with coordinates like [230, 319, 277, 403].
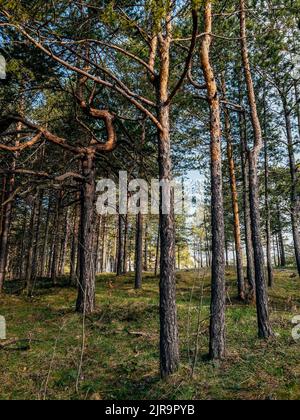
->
[0, 172, 15, 293]
[116, 213, 124, 276]
[59, 208, 70, 276]
[263, 96, 274, 287]
[276, 204, 286, 267]
[135, 212, 143, 289]
[18, 205, 28, 280]
[295, 81, 300, 138]
[70, 194, 80, 285]
[26, 193, 41, 296]
[155, 225, 160, 276]
[0, 176, 7, 238]
[283, 100, 300, 276]
[157, 17, 179, 377]
[239, 89, 256, 300]
[240, 0, 273, 338]
[123, 214, 128, 274]
[201, 0, 226, 360]
[100, 216, 107, 273]
[40, 195, 51, 278]
[143, 222, 149, 272]
[50, 192, 63, 285]
[76, 154, 96, 314]
[222, 78, 245, 300]
[32, 190, 44, 282]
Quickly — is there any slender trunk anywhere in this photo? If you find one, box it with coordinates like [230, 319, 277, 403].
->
[240, 0, 273, 338]
[222, 78, 245, 300]
[100, 216, 106, 273]
[276, 204, 286, 267]
[123, 214, 128, 274]
[155, 225, 160, 276]
[225, 240, 229, 267]
[70, 195, 80, 285]
[263, 113, 274, 287]
[295, 81, 300, 138]
[116, 213, 124, 276]
[26, 194, 40, 296]
[249, 154, 273, 336]
[283, 101, 300, 276]
[40, 196, 51, 278]
[157, 19, 179, 377]
[0, 172, 15, 293]
[273, 235, 278, 267]
[201, 0, 226, 359]
[239, 88, 256, 300]
[135, 212, 143, 289]
[59, 208, 70, 276]
[76, 154, 96, 314]
[18, 205, 28, 280]
[32, 190, 43, 281]
[143, 222, 148, 272]
[50, 192, 63, 284]
[0, 176, 7, 237]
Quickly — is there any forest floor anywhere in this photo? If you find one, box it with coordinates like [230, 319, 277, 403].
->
[0, 268, 299, 400]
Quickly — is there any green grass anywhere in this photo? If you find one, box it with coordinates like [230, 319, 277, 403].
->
[0, 269, 299, 400]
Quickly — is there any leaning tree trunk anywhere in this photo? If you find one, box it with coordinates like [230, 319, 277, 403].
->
[201, 0, 226, 360]
[240, 0, 273, 338]
[135, 212, 143, 289]
[76, 153, 96, 315]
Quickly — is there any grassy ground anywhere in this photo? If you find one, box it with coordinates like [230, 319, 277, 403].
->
[0, 269, 299, 400]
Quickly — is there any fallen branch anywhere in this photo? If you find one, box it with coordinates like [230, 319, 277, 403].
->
[0, 338, 40, 351]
